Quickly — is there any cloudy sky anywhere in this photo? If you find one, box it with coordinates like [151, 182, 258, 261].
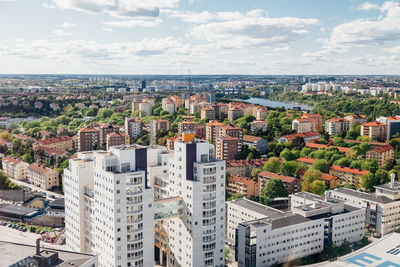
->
[1, 0, 400, 75]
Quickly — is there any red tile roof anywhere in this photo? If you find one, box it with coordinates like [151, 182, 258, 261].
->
[371, 145, 394, 153]
[258, 171, 297, 183]
[305, 143, 350, 152]
[243, 135, 262, 142]
[206, 121, 225, 127]
[296, 157, 317, 164]
[37, 136, 72, 145]
[321, 173, 336, 182]
[34, 145, 67, 157]
[326, 118, 349, 122]
[282, 131, 320, 141]
[229, 174, 257, 187]
[362, 121, 387, 127]
[329, 165, 369, 176]
[107, 132, 128, 138]
[28, 163, 54, 174]
[226, 159, 267, 167]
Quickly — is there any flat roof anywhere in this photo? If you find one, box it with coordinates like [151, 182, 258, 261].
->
[0, 240, 96, 267]
[0, 204, 38, 216]
[332, 187, 394, 204]
[310, 233, 400, 266]
[228, 198, 286, 217]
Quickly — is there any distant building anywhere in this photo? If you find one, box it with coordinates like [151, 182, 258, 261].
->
[361, 121, 388, 141]
[344, 114, 367, 127]
[250, 120, 268, 133]
[329, 165, 369, 189]
[27, 163, 58, 190]
[106, 131, 129, 149]
[258, 171, 300, 194]
[200, 107, 215, 120]
[33, 136, 73, 151]
[205, 120, 225, 143]
[242, 135, 267, 154]
[278, 131, 320, 143]
[226, 159, 267, 178]
[2, 157, 28, 180]
[178, 121, 197, 136]
[228, 107, 243, 122]
[376, 115, 400, 139]
[292, 118, 315, 133]
[325, 118, 350, 136]
[124, 117, 143, 140]
[227, 174, 259, 199]
[150, 118, 171, 144]
[77, 127, 99, 151]
[254, 106, 268, 120]
[161, 98, 176, 114]
[366, 145, 394, 167]
[196, 124, 206, 139]
[216, 135, 240, 160]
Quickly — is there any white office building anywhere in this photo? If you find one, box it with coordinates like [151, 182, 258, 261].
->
[64, 145, 165, 267]
[235, 192, 364, 267]
[167, 136, 226, 267]
[329, 180, 400, 236]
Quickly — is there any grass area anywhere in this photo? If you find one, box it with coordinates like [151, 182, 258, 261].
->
[9, 221, 54, 233]
[225, 247, 229, 258]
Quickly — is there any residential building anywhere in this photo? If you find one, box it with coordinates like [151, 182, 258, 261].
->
[0, 138, 12, 149]
[227, 174, 259, 199]
[170, 95, 183, 108]
[250, 120, 268, 133]
[167, 136, 226, 267]
[329, 165, 369, 189]
[150, 119, 172, 144]
[64, 145, 158, 267]
[344, 114, 367, 127]
[225, 159, 267, 178]
[205, 121, 225, 144]
[196, 124, 206, 139]
[218, 123, 243, 144]
[228, 107, 243, 122]
[242, 135, 267, 154]
[297, 168, 340, 189]
[305, 142, 350, 153]
[125, 117, 143, 140]
[33, 136, 73, 151]
[33, 145, 68, 162]
[366, 145, 394, 167]
[98, 124, 122, 145]
[139, 102, 152, 116]
[329, 181, 400, 236]
[301, 113, 323, 130]
[201, 107, 215, 120]
[325, 118, 350, 136]
[361, 121, 388, 141]
[254, 107, 268, 120]
[77, 127, 100, 151]
[215, 135, 240, 160]
[106, 132, 130, 149]
[376, 116, 400, 139]
[236, 192, 364, 267]
[2, 157, 29, 180]
[278, 131, 321, 143]
[27, 163, 58, 190]
[166, 136, 180, 151]
[258, 171, 300, 194]
[178, 121, 197, 136]
[292, 118, 315, 133]
[162, 98, 177, 114]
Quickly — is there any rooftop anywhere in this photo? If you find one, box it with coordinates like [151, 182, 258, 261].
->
[281, 131, 320, 140]
[258, 171, 298, 183]
[228, 198, 286, 217]
[332, 187, 394, 204]
[329, 165, 369, 176]
[362, 121, 387, 127]
[226, 159, 267, 167]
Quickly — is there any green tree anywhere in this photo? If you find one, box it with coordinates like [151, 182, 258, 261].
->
[361, 160, 378, 174]
[260, 178, 288, 204]
[360, 173, 377, 190]
[311, 180, 327, 196]
[251, 168, 261, 180]
[332, 137, 345, 147]
[280, 161, 300, 177]
[301, 168, 323, 192]
[375, 169, 389, 185]
[334, 158, 351, 167]
[300, 147, 312, 157]
[21, 153, 33, 164]
[263, 157, 281, 173]
[312, 159, 329, 173]
[280, 148, 295, 161]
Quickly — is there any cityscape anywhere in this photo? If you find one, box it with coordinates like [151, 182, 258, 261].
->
[2, 1, 400, 267]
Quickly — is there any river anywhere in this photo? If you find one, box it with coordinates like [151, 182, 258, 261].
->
[241, 97, 313, 111]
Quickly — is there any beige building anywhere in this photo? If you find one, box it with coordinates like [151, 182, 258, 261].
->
[292, 118, 315, 133]
[106, 132, 130, 149]
[366, 145, 394, 167]
[325, 118, 350, 136]
[361, 121, 388, 141]
[253, 107, 268, 120]
[205, 120, 225, 144]
[200, 107, 215, 120]
[33, 136, 74, 151]
[28, 163, 59, 190]
[228, 107, 243, 122]
[2, 157, 29, 180]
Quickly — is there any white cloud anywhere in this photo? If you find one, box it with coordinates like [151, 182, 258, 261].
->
[190, 16, 318, 49]
[103, 19, 162, 28]
[45, 0, 179, 17]
[166, 10, 215, 23]
[102, 27, 113, 32]
[357, 2, 379, 11]
[54, 29, 71, 36]
[62, 22, 76, 28]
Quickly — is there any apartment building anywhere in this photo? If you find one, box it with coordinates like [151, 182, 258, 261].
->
[77, 127, 100, 151]
[215, 135, 240, 160]
[1, 157, 29, 180]
[170, 95, 183, 108]
[278, 131, 321, 143]
[196, 124, 206, 139]
[243, 135, 267, 154]
[205, 121, 225, 144]
[301, 113, 323, 130]
[201, 107, 216, 120]
[225, 159, 267, 178]
[366, 145, 394, 167]
[150, 119, 172, 144]
[376, 115, 400, 139]
[167, 137, 225, 267]
[292, 118, 315, 133]
[106, 132, 130, 150]
[361, 121, 388, 141]
[125, 117, 143, 140]
[250, 120, 268, 133]
[33, 136, 73, 151]
[178, 121, 197, 136]
[258, 171, 300, 194]
[235, 192, 364, 267]
[254, 107, 268, 120]
[228, 107, 243, 122]
[325, 118, 350, 136]
[27, 163, 58, 190]
[227, 174, 259, 198]
[344, 114, 367, 127]
[64, 145, 158, 267]
[162, 98, 176, 114]
[329, 165, 369, 189]
[329, 181, 400, 236]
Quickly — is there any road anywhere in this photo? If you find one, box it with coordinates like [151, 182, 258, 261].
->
[9, 178, 63, 200]
[0, 225, 66, 250]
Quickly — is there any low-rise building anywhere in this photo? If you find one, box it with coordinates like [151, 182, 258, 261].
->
[2, 157, 29, 180]
[329, 165, 369, 189]
[27, 163, 59, 190]
[33, 145, 68, 161]
[278, 131, 321, 143]
[292, 118, 315, 133]
[250, 120, 268, 133]
[227, 174, 259, 199]
[33, 136, 73, 151]
[226, 159, 268, 178]
[106, 131, 129, 149]
[366, 145, 394, 167]
[243, 135, 267, 154]
[258, 171, 300, 194]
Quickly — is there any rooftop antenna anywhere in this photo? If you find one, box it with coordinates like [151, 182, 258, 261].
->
[391, 172, 396, 188]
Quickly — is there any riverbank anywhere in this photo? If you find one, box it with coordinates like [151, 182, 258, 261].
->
[240, 97, 313, 111]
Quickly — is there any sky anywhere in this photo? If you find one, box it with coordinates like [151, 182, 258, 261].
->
[1, 0, 400, 75]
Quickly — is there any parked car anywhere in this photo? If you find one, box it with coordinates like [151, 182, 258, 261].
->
[7, 224, 13, 228]
[22, 228, 27, 232]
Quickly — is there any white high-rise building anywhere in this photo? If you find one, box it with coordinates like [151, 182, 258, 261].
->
[64, 145, 165, 267]
[167, 136, 226, 267]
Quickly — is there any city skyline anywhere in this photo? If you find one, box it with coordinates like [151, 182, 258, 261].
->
[2, 0, 400, 75]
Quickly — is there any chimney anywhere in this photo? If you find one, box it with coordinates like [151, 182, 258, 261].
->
[391, 172, 396, 188]
[36, 239, 41, 256]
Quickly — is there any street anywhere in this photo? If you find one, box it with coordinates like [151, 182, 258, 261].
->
[9, 178, 63, 200]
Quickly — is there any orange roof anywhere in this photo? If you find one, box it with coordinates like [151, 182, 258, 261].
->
[296, 157, 317, 164]
[243, 135, 262, 142]
[167, 136, 180, 142]
[2, 156, 23, 165]
[15, 134, 36, 142]
[306, 143, 350, 152]
[206, 121, 225, 127]
[221, 123, 242, 130]
[38, 136, 71, 145]
[28, 163, 54, 174]
[34, 145, 67, 157]
[258, 171, 298, 184]
[80, 127, 98, 133]
[345, 114, 366, 119]
[220, 135, 239, 141]
[371, 145, 394, 153]
[321, 173, 336, 182]
[362, 121, 387, 127]
[226, 159, 267, 167]
[229, 174, 257, 187]
[282, 131, 320, 140]
[181, 121, 197, 124]
[107, 132, 128, 137]
[386, 116, 400, 121]
[326, 118, 349, 122]
[329, 165, 369, 176]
